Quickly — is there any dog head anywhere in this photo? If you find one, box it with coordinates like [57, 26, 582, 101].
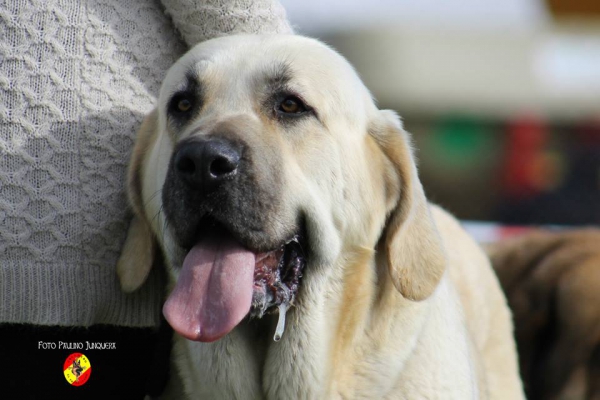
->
[117, 35, 446, 342]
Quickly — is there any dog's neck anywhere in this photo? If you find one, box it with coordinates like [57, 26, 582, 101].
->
[174, 245, 430, 399]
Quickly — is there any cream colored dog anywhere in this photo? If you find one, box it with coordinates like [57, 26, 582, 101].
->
[117, 34, 524, 399]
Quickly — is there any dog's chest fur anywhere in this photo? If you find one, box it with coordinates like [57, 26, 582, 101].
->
[172, 270, 480, 400]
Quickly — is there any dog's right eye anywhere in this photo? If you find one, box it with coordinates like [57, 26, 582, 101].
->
[168, 93, 195, 116]
[177, 99, 192, 112]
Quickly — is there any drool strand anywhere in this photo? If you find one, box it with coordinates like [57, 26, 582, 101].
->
[273, 302, 289, 342]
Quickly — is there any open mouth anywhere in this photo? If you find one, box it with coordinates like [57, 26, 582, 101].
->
[251, 234, 306, 340]
[163, 219, 307, 343]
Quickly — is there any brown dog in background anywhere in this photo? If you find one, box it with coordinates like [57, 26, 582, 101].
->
[487, 229, 600, 400]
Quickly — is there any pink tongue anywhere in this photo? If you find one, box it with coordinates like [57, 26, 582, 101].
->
[163, 234, 255, 342]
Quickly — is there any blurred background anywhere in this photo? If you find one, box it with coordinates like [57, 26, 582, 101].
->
[281, 0, 600, 228]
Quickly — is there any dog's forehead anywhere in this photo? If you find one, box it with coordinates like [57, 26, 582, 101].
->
[162, 35, 372, 110]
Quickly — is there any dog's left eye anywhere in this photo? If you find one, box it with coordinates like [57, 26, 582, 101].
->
[277, 96, 308, 115]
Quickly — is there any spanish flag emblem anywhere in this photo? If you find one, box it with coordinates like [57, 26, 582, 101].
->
[63, 353, 91, 386]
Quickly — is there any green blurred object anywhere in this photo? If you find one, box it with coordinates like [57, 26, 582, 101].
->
[427, 116, 497, 170]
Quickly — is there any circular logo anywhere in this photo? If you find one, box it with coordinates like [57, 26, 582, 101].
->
[63, 353, 91, 386]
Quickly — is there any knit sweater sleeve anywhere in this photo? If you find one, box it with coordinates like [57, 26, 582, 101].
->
[0, 0, 186, 327]
[160, 0, 293, 47]
[0, 0, 293, 328]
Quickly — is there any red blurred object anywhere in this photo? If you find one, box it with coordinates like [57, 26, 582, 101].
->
[501, 116, 549, 198]
[498, 226, 534, 239]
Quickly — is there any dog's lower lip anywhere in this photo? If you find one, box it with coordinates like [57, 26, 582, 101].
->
[250, 233, 306, 319]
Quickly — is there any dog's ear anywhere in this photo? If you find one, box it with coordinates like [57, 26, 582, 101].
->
[117, 110, 159, 293]
[369, 110, 446, 301]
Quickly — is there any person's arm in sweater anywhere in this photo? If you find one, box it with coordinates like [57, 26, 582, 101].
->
[161, 0, 293, 47]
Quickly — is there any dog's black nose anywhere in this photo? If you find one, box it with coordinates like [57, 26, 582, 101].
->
[174, 139, 241, 193]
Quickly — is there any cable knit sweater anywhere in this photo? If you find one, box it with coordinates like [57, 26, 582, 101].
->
[0, 0, 292, 327]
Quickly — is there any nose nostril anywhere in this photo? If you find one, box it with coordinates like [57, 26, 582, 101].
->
[209, 156, 237, 177]
[176, 156, 196, 175]
[174, 139, 241, 188]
